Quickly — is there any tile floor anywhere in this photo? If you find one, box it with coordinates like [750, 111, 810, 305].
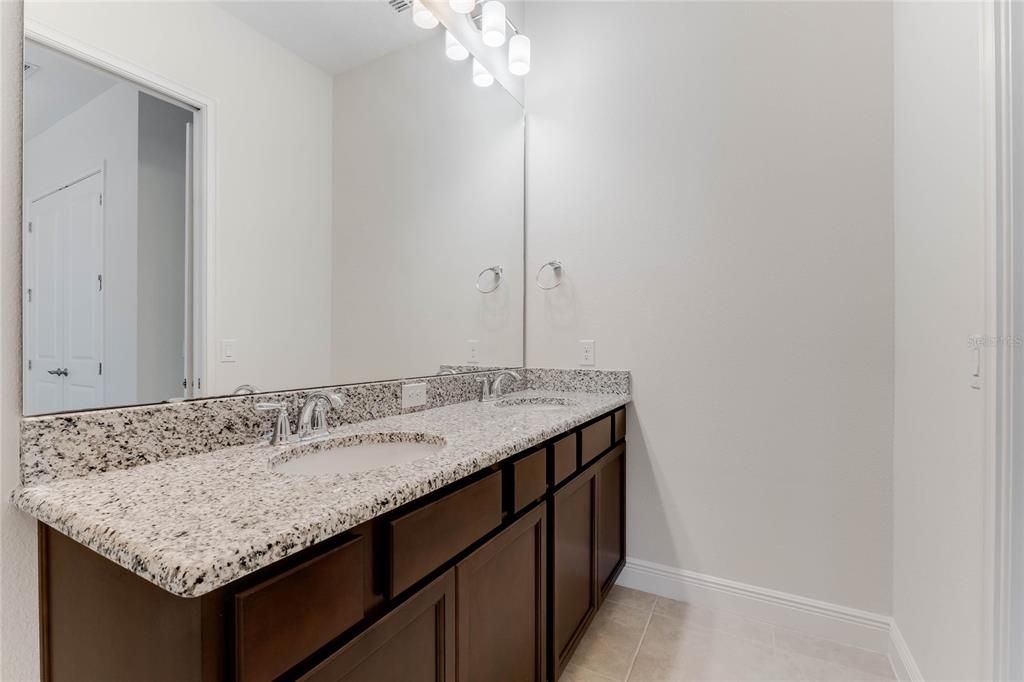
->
[565, 587, 897, 681]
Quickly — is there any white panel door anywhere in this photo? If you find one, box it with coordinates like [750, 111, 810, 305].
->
[61, 173, 105, 411]
[25, 193, 65, 414]
[25, 171, 105, 413]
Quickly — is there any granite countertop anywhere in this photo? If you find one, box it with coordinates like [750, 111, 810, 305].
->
[13, 389, 629, 598]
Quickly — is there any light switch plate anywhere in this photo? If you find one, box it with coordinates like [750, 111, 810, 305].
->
[580, 339, 595, 366]
[402, 382, 427, 409]
[220, 339, 237, 363]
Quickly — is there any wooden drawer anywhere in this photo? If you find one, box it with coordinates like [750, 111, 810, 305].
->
[390, 471, 502, 596]
[613, 408, 626, 443]
[512, 448, 548, 513]
[552, 433, 577, 485]
[581, 416, 612, 466]
[235, 535, 364, 682]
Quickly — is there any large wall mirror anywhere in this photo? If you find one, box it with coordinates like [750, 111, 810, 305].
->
[21, 1, 525, 416]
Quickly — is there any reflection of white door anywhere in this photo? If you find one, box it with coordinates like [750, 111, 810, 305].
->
[25, 171, 105, 414]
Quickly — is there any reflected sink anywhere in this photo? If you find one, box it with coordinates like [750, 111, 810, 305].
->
[494, 397, 578, 412]
[271, 433, 445, 476]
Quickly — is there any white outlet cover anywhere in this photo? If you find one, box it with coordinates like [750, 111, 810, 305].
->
[467, 339, 481, 364]
[402, 382, 427, 409]
[580, 339, 595, 366]
[221, 339, 237, 363]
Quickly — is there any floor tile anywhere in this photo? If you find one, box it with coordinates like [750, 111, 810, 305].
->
[773, 628, 895, 680]
[653, 597, 775, 647]
[606, 585, 657, 613]
[569, 599, 651, 681]
[560, 662, 620, 681]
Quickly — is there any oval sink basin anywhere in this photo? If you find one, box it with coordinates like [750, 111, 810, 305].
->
[272, 433, 445, 476]
[494, 397, 578, 411]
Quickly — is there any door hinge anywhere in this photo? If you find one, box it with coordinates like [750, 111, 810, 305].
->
[26, 288, 31, 303]
[197, 378, 201, 390]
[27, 221, 32, 234]
[98, 274, 103, 291]
[182, 378, 187, 389]
[98, 193, 103, 206]
[98, 361, 103, 376]
[27, 360, 32, 371]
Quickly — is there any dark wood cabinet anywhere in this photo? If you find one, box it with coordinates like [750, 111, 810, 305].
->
[550, 466, 598, 678]
[596, 444, 626, 601]
[39, 406, 627, 682]
[456, 505, 546, 682]
[300, 570, 456, 682]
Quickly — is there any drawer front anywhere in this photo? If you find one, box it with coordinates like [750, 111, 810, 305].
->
[512, 448, 548, 513]
[552, 433, 577, 485]
[235, 536, 364, 682]
[613, 408, 626, 443]
[390, 471, 502, 596]
[581, 416, 612, 466]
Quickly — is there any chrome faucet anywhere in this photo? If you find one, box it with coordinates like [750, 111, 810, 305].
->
[296, 391, 345, 440]
[478, 370, 522, 402]
[232, 384, 260, 395]
[255, 402, 293, 445]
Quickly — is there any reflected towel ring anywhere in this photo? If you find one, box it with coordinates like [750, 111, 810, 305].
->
[476, 265, 503, 294]
[535, 260, 564, 290]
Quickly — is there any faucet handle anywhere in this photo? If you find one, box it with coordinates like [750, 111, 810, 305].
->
[255, 402, 292, 445]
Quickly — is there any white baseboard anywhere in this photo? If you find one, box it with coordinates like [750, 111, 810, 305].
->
[616, 557, 892, 654]
[888, 621, 924, 682]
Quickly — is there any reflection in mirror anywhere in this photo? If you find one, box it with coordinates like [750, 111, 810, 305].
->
[22, 1, 525, 416]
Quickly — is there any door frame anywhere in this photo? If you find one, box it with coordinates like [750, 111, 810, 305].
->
[24, 19, 215, 400]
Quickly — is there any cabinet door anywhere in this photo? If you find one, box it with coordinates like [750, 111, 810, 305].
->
[596, 444, 626, 600]
[456, 505, 546, 682]
[550, 466, 598, 677]
[300, 570, 455, 682]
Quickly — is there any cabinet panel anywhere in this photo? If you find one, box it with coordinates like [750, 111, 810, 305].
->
[580, 417, 612, 466]
[613, 408, 626, 443]
[550, 467, 597, 676]
[235, 536, 364, 682]
[390, 471, 502, 596]
[456, 505, 546, 682]
[596, 445, 626, 599]
[512, 448, 548, 513]
[301, 570, 456, 682]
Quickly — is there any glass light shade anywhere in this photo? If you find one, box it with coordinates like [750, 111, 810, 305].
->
[508, 34, 531, 75]
[481, 1, 506, 47]
[472, 58, 494, 87]
[412, 0, 439, 29]
[449, 0, 475, 14]
[445, 31, 469, 61]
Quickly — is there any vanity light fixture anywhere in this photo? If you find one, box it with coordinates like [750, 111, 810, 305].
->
[472, 58, 494, 87]
[450, 0, 475, 14]
[412, 0, 439, 29]
[446, 31, 469, 61]
[508, 34, 531, 75]
[481, 1, 507, 47]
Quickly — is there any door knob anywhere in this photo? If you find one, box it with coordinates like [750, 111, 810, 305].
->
[48, 368, 68, 377]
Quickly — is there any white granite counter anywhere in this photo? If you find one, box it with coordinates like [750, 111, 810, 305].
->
[13, 390, 629, 598]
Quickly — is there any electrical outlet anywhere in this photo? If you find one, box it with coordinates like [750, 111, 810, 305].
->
[220, 339, 237, 363]
[402, 382, 427, 409]
[467, 339, 480, 364]
[580, 339, 595, 366]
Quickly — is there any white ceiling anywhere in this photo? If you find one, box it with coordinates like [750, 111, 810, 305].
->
[24, 41, 121, 140]
[216, 1, 430, 75]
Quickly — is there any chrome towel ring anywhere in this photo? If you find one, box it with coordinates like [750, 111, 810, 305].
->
[476, 265, 504, 293]
[535, 260, 564, 290]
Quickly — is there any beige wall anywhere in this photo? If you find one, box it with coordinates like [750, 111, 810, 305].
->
[526, 1, 895, 614]
[893, 2, 991, 678]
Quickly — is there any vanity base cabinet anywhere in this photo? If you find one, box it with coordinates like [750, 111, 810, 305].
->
[300, 570, 456, 682]
[456, 504, 546, 682]
[596, 444, 626, 601]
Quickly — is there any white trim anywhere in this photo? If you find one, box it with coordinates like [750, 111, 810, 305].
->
[616, 557, 892, 654]
[888, 621, 925, 682]
[23, 19, 216, 398]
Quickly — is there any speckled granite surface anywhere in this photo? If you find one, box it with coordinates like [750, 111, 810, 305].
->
[14, 389, 629, 598]
[20, 368, 627, 486]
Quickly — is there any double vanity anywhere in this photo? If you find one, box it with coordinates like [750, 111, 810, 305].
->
[15, 371, 630, 682]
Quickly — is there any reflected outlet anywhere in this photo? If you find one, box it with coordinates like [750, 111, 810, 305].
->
[401, 382, 427, 409]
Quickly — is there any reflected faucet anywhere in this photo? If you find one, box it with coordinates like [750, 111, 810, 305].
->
[296, 391, 345, 440]
[478, 370, 522, 402]
[233, 384, 260, 395]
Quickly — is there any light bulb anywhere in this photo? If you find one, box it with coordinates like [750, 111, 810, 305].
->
[481, 1, 506, 47]
[412, 0, 439, 29]
[445, 31, 469, 61]
[472, 58, 494, 87]
[449, 0, 475, 13]
[508, 34, 530, 75]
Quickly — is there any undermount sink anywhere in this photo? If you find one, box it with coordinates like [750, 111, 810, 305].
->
[494, 397, 578, 411]
[271, 433, 445, 476]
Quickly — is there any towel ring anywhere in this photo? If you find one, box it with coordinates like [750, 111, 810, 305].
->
[535, 260, 564, 290]
[476, 265, 503, 294]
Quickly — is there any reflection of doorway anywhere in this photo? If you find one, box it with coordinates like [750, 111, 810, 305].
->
[24, 170, 105, 415]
